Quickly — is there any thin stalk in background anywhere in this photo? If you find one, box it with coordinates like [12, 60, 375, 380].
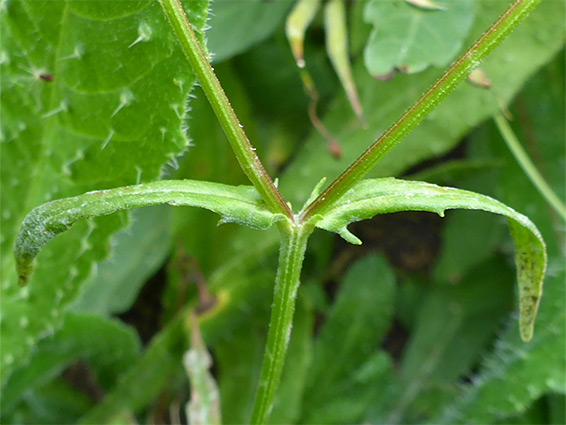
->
[494, 113, 566, 221]
[250, 225, 312, 424]
[301, 0, 542, 222]
[158, 0, 293, 220]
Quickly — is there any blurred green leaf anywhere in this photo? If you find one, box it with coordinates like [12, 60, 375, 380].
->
[285, 0, 321, 68]
[370, 258, 515, 423]
[301, 254, 396, 422]
[0, 0, 209, 384]
[432, 210, 506, 284]
[548, 394, 566, 425]
[216, 323, 265, 424]
[434, 271, 565, 424]
[74, 206, 173, 316]
[206, 0, 292, 63]
[364, 0, 474, 76]
[8, 378, 95, 425]
[78, 308, 190, 424]
[325, 0, 364, 122]
[495, 395, 561, 425]
[305, 351, 395, 424]
[81, 247, 278, 424]
[2, 313, 141, 418]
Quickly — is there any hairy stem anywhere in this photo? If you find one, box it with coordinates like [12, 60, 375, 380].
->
[158, 0, 293, 220]
[301, 0, 541, 222]
[250, 224, 312, 424]
[494, 113, 566, 221]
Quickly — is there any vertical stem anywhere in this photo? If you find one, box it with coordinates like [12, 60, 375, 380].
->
[250, 224, 312, 424]
[158, 0, 293, 220]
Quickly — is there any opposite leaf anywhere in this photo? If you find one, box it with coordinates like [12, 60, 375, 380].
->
[312, 178, 546, 342]
[15, 180, 285, 286]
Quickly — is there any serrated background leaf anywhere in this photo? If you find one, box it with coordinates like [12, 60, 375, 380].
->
[364, 0, 475, 76]
[0, 0, 209, 385]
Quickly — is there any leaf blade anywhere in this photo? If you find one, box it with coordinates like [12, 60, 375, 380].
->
[314, 178, 546, 341]
[15, 180, 286, 286]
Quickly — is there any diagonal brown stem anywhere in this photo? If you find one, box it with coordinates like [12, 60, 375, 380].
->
[300, 0, 541, 223]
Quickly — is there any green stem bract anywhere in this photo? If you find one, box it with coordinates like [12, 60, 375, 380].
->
[250, 224, 313, 424]
[158, 0, 293, 221]
[494, 113, 566, 222]
[301, 0, 541, 223]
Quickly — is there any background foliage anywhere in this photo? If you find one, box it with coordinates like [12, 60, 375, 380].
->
[1, 0, 564, 423]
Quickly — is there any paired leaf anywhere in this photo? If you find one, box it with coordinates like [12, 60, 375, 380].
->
[363, 0, 475, 76]
[312, 178, 546, 342]
[15, 180, 286, 285]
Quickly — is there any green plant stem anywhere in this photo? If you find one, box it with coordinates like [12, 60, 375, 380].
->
[250, 224, 312, 424]
[494, 113, 566, 221]
[158, 0, 293, 220]
[301, 0, 541, 223]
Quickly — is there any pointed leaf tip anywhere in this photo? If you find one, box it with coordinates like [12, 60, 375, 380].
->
[339, 228, 362, 245]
